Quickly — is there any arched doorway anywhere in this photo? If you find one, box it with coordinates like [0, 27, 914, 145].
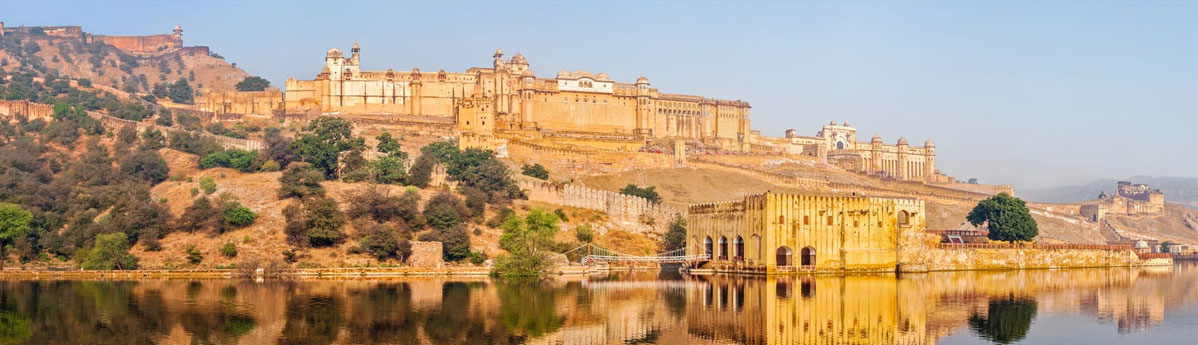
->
[800, 246, 816, 267]
[704, 237, 713, 259]
[898, 210, 910, 226]
[733, 236, 744, 261]
[718, 236, 728, 260]
[776, 246, 793, 267]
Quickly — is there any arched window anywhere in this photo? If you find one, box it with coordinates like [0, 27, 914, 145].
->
[898, 211, 910, 226]
[800, 246, 816, 267]
[718, 236, 728, 260]
[836, 141, 845, 150]
[704, 237, 713, 259]
[776, 246, 793, 267]
[733, 236, 744, 261]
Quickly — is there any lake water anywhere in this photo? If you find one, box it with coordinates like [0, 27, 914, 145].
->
[1, 263, 1196, 344]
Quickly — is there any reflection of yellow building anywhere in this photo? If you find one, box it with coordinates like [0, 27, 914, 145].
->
[686, 275, 928, 345]
[687, 192, 925, 274]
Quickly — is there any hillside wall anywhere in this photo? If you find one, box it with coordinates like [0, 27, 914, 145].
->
[0, 100, 54, 122]
[518, 176, 684, 232]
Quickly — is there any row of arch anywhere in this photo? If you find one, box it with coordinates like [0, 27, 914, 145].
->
[703, 236, 816, 267]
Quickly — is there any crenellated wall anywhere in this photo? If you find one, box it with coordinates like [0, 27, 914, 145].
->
[0, 100, 54, 122]
[517, 176, 685, 234]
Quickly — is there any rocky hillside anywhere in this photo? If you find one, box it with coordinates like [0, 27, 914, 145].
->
[0, 29, 250, 95]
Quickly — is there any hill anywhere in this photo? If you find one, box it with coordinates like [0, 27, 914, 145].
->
[1021, 176, 1198, 207]
[0, 26, 251, 97]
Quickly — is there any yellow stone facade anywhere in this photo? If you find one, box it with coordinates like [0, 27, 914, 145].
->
[759, 121, 942, 182]
[281, 45, 753, 150]
[686, 192, 925, 274]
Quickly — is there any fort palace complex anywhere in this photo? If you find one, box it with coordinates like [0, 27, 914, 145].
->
[201, 44, 946, 182]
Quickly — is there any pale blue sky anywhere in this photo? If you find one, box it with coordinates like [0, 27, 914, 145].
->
[3, 1, 1195, 189]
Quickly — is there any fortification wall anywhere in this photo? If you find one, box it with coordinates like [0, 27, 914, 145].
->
[92, 34, 180, 53]
[88, 110, 264, 151]
[517, 176, 684, 235]
[0, 100, 54, 122]
[897, 230, 1168, 271]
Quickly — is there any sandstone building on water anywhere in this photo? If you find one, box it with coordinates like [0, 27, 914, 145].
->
[686, 192, 925, 274]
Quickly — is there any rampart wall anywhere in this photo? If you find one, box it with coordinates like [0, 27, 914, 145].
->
[0, 100, 54, 122]
[517, 176, 684, 233]
[88, 110, 264, 151]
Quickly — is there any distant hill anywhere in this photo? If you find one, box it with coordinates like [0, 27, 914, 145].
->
[0, 26, 251, 95]
[1021, 176, 1198, 207]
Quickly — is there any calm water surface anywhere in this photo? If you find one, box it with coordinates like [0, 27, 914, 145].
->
[2, 263, 1197, 344]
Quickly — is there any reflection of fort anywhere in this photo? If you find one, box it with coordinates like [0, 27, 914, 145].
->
[1, 264, 1196, 344]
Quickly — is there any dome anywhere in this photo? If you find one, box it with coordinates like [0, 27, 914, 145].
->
[173, 25, 182, 31]
[871, 134, 882, 143]
[924, 139, 935, 147]
[411, 67, 421, 74]
[596, 72, 611, 81]
[521, 69, 535, 77]
[493, 48, 504, 57]
[897, 137, 908, 145]
[556, 69, 570, 79]
[636, 76, 649, 84]
[510, 52, 527, 64]
[843, 122, 851, 127]
[571, 70, 596, 79]
[1135, 240, 1149, 249]
[829, 121, 838, 125]
[352, 42, 359, 50]
[326, 48, 343, 57]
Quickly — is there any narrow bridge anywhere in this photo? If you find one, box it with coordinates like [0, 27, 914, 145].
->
[562, 244, 710, 265]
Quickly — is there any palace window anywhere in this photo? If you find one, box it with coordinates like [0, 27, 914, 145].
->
[826, 216, 834, 226]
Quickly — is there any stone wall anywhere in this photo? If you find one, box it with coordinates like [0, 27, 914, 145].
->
[88, 110, 264, 151]
[897, 230, 1168, 272]
[0, 100, 54, 122]
[406, 241, 444, 268]
[517, 176, 684, 232]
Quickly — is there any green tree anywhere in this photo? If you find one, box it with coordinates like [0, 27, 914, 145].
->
[140, 128, 166, 150]
[290, 117, 364, 178]
[301, 196, 346, 247]
[661, 216, 686, 251]
[186, 245, 203, 264]
[371, 155, 407, 184]
[375, 132, 403, 157]
[120, 148, 169, 184]
[167, 78, 194, 104]
[1160, 241, 1176, 253]
[619, 184, 662, 203]
[223, 203, 256, 229]
[407, 154, 436, 188]
[220, 241, 238, 258]
[575, 224, 594, 244]
[278, 162, 326, 199]
[0, 203, 33, 270]
[494, 209, 560, 277]
[359, 223, 401, 261]
[234, 76, 271, 91]
[199, 176, 217, 194]
[967, 193, 1039, 242]
[521, 164, 549, 180]
[80, 232, 138, 270]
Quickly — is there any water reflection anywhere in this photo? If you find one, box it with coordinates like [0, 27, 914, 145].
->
[0, 263, 1195, 344]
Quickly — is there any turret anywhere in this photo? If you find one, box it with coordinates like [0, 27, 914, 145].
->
[172, 25, 182, 39]
[896, 137, 909, 180]
[923, 139, 936, 181]
[349, 42, 360, 65]
[634, 76, 652, 136]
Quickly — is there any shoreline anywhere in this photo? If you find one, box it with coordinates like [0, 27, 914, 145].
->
[0, 261, 1180, 280]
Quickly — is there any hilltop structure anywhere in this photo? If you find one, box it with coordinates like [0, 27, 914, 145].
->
[280, 45, 753, 151]
[0, 23, 197, 55]
[1081, 181, 1165, 221]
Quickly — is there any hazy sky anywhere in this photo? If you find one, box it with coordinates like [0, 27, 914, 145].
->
[3, 1, 1195, 189]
